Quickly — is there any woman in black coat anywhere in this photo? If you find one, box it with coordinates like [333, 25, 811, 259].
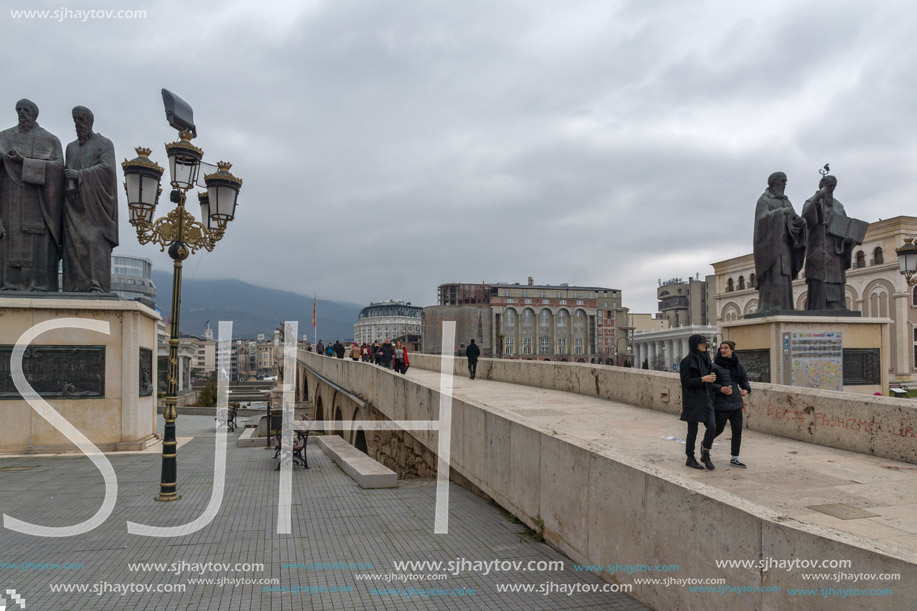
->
[679, 334, 717, 470]
[712, 341, 751, 468]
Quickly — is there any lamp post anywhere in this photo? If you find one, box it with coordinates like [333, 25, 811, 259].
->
[121, 100, 242, 502]
[896, 238, 917, 287]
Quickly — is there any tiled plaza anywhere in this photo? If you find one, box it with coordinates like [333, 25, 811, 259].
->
[0, 415, 646, 610]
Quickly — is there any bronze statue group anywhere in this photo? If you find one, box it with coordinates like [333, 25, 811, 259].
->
[680, 169, 865, 470]
[0, 99, 117, 293]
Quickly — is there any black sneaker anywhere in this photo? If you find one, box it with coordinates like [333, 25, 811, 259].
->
[730, 457, 747, 468]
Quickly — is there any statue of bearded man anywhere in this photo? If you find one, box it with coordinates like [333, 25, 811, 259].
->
[0, 99, 64, 291]
[62, 106, 118, 293]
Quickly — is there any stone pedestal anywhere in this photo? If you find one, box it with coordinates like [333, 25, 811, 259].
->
[0, 296, 160, 453]
[723, 315, 890, 395]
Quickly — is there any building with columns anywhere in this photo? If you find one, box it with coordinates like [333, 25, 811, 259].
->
[424, 279, 629, 362]
[632, 324, 718, 371]
[354, 300, 423, 345]
[711, 216, 917, 386]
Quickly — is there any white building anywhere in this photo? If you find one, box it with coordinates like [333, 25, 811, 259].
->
[354, 300, 423, 344]
[632, 324, 718, 371]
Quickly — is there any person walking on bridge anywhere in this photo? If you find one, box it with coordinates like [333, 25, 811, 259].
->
[712, 341, 751, 468]
[379, 338, 395, 369]
[680, 334, 717, 470]
[350, 342, 361, 361]
[393, 340, 409, 374]
[465, 338, 480, 380]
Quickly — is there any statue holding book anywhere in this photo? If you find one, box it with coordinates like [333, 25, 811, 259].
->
[800, 169, 867, 311]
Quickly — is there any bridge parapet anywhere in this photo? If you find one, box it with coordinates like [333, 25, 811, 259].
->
[408, 354, 917, 465]
[294, 349, 917, 611]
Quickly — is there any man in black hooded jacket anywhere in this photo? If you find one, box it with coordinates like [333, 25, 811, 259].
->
[465, 339, 480, 380]
[679, 334, 717, 470]
[712, 341, 751, 468]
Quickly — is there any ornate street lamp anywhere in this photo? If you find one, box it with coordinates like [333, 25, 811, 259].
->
[121, 91, 242, 502]
[896, 238, 917, 287]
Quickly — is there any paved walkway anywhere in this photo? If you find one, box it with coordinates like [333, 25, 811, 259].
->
[403, 368, 917, 560]
[0, 416, 646, 611]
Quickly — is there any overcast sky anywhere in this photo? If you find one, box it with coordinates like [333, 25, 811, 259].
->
[5, 0, 916, 313]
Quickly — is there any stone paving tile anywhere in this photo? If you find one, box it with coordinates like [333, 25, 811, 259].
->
[0, 416, 646, 611]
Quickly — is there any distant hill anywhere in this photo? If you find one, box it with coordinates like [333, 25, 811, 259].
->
[152, 271, 364, 341]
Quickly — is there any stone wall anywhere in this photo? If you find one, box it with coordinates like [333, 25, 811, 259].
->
[363, 402, 438, 479]
[409, 354, 917, 465]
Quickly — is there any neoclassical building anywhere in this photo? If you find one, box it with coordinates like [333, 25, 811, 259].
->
[424, 280, 629, 362]
[712, 216, 917, 384]
[632, 324, 719, 371]
[354, 300, 423, 345]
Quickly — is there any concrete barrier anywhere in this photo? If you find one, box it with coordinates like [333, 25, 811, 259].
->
[297, 350, 917, 611]
[409, 354, 917, 465]
[317, 435, 398, 489]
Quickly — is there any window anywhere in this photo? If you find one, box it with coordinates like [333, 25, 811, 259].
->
[556, 311, 567, 329]
[576, 300, 584, 305]
[524, 299, 532, 304]
[523, 337, 532, 355]
[542, 299, 550, 304]
[506, 298, 515, 304]
[539, 291, 546, 298]
[557, 338, 566, 355]
[559, 299, 567, 305]
[855, 251, 865, 268]
[726, 278, 734, 292]
[738, 276, 745, 290]
[749, 273, 756, 288]
[874, 247, 884, 265]
[503, 290, 510, 297]
[522, 309, 534, 333]
[913, 286, 917, 307]
[505, 337, 514, 356]
[522, 290, 528, 298]
[540, 337, 549, 354]
[574, 338, 584, 355]
[574, 310, 586, 331]
[556, 292, 563, 298]
[573, 292, 579, 298]
[539, 309, 551, 330]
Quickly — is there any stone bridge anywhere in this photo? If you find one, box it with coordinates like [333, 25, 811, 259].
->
[292, 350, 917, 611]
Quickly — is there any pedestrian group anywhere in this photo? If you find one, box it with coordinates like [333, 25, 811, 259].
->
[679, 335, 750, 470]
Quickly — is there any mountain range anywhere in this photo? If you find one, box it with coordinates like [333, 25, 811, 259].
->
[151, 271, 365, 341]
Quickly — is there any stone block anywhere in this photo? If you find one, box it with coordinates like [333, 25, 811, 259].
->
[317, 435, 397, 488]
[539, 435, 590, 561]
[509, 418, 540, 524]
[485, 411, 512, 507]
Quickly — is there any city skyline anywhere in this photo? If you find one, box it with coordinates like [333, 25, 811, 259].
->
[4, 0, 916, 314]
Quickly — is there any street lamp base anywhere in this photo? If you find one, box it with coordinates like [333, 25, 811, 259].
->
[154, 493, 182, 503]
